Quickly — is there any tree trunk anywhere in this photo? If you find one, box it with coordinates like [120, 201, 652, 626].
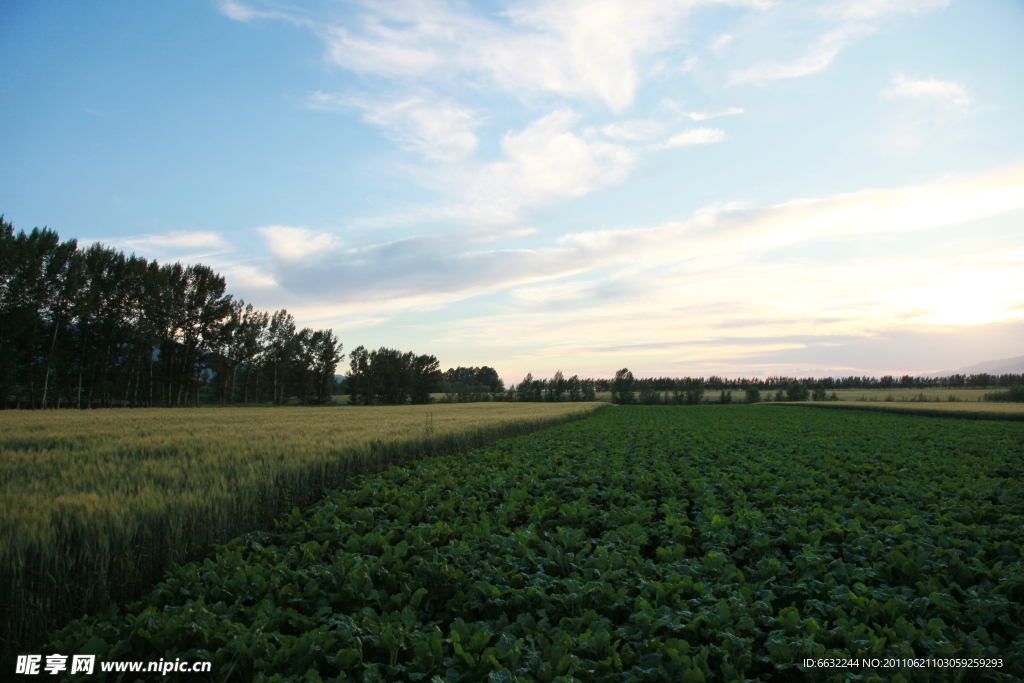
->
[41, 316, 61, 408]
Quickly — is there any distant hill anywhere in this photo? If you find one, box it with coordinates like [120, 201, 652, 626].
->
[955, 355, 1024, 375]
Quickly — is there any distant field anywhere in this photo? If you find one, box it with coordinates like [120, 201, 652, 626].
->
[828, 387, 993, 402]
[414, 387, 1005, 404]
[707, 387, 993, 403]
[832, 400, 1024, 413]
[772, 401, 1024, 420]
[0, 402, 603, 647]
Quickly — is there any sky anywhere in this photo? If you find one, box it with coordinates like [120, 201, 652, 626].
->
[2, 0, 1023, 383]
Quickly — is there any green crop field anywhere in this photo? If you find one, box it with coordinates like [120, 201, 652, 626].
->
[773, 401, 1024, 420]
[0, 402, 603, 648]
[49, 405, 1023, 682]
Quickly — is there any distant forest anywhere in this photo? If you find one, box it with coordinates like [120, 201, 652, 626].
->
[3, 217, 1021, 410]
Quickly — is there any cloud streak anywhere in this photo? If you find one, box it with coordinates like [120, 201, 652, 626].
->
[115, 231, 230, 260]
[310, 92, 481, 161]
[882, 74, 972, 107]
[727, 0, 949, 86]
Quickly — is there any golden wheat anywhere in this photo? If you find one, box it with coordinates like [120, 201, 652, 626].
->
[0, 402, 603, 646]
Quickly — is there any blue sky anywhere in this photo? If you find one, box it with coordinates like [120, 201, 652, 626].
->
[2, 0, 1023, 382]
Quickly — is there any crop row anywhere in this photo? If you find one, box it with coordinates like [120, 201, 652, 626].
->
[50, 406, 1023, 681]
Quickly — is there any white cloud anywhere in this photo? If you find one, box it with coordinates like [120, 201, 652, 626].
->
[882, 74, 971, 107]
[728, 22, 872, 85]
[229, 0, 771, 111]
[120, 231, 228, 252]
[826, 0, 949, 22]
[215, 0, 305, 25]
[217, 0, 259, 22]
[446, 108, 638, 223]
[259, 225, 337, 263]
[728, 0, 948, 86]
[681, 106, 744, 121]
[711, 33, 734, 53]
[600, 119, 665, 141]
[877, 74, 976, 155]
[224, 265, 279, 290]
[653, 127, 727, 149]
[311, 92, 480, 161]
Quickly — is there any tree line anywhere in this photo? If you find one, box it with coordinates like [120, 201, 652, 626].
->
[0, 218, 344, 408]
[511, 368, 1024, 405]
[438, 366, 506, 402]
[636, 373, 1023, 391]
[344, 346, 442, 405]
[511, 371, 598, 402]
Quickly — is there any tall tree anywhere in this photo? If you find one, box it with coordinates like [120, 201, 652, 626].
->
[611, 368, 635, 405]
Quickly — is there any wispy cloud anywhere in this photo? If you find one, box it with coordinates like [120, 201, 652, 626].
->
[600, 119, 665, 142]
[825, 0, 950, 22]
[711, 33, 733, 53]
[681, 106, 744, 121]
[652, 127, 727, 149]
[119, 230, 229, 253]
[728, 23, 873, 85]
[215, 0, 308, 25]
[310, 92, 481, 161]
[727, 0, 949, 86]
[223, 264, 279, 290]
[225, 0, 771, 111]
[882, 74, 972, 107]
[877, 74, 977, 155]
[259, 225, 336, 263]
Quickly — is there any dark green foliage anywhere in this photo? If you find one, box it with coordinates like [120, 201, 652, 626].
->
[744, 387, 761, 404]
[638, 380, 659, 405]
[786, 381, 809, 401]
[683, 377, 705, 405]
[811, 383, 827, 401]
[441, 367, 505, 402]
[50, 406, 1024, 682]
[547, 370, 566, 403]
[986, 384, 1024, 403]
[514, 374, 595, 403]
[567, 374, 582, 402]
[346, 347, 441, 405]
[0, 220, 343, 408]
[717, 390, 732, 404]
[515, 373, 544, 402]
[410, 355, 443, 405]
[611, 368, 635, 405]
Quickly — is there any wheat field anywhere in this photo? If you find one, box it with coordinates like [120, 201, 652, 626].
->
[0, 402, 603, 647]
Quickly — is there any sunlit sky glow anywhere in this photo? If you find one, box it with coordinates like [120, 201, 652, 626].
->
[2, 0, 1023, 381]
